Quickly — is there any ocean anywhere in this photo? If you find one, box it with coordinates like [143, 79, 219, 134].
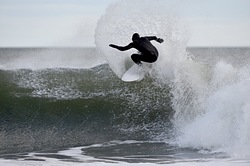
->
[1, 0, 250, 165]
[0, 47, 250, 166]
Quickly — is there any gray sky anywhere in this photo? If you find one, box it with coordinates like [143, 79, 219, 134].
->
[0, 0, 249, 47]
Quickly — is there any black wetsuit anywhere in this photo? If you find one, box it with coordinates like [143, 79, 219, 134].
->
[109, 35, 162, 65]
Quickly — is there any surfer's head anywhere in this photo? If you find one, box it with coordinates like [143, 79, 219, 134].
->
[132, 33, 140, 42]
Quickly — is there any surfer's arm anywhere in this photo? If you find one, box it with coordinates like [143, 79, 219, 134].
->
[145, 36, 164, 43]
[109, 43, 133, 51]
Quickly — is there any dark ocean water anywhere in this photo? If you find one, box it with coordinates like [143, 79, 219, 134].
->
[0, 48, 250, 165]
[0, 48, 173, 154]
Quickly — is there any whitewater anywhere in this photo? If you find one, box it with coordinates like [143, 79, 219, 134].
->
[96, 0, 250, 160]
[0, 0, 250, 165]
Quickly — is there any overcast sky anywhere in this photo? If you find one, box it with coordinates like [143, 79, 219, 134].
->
[0, 0, 249, 47]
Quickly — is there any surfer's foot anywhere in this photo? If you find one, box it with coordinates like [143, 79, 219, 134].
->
[136, 62, 142, 66]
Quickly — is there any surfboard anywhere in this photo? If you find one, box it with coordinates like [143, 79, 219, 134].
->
[121, 64, 145, 82]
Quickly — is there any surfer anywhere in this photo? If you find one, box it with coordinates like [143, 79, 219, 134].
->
[109, 33, 164, 65]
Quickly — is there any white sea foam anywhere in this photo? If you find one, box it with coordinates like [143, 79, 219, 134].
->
[94, 0, 250, 158]
[1, 159, 248, 166]
[1, 141, 250, 166]
[173, 60, 250, 158]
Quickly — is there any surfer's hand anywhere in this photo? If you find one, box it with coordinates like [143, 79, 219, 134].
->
[156, 38, 164, 43]
[109, 44, 117, 48]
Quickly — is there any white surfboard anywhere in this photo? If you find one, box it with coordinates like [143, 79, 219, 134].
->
[122, 64, 145, 82]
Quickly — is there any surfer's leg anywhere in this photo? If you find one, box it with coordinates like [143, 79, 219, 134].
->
[131, 54, 142, 65]
[140, 52, 158, 63]
[131, 52, 157, 65]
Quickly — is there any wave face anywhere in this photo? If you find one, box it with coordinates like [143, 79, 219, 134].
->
[0, 48, 173, 154]
[1, 47, 250, 158]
